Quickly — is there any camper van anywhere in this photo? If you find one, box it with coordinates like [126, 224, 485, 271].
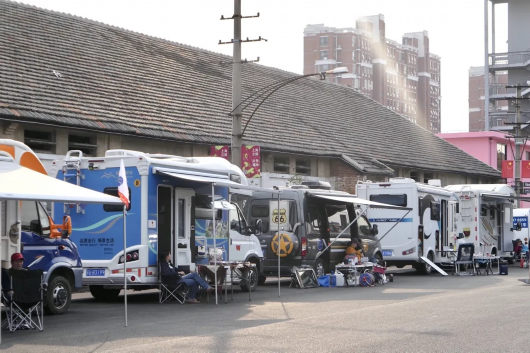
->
[50, 149, 264, 300]
[514, 208, 530, 244]
[445, 184, 521, 263]
[246, 181, 392, 280]
[356, 178, 459, 274]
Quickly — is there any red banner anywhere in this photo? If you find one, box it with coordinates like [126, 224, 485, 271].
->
[522, 160, 530, 178]
[210, 146, 229, 160]
[501, 160, 514, 179]
[241, 145, 261, 178]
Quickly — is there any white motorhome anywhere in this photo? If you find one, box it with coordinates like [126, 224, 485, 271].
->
[445, 184, 521, 263]
[356, 178, 459, 274]
[513, 208, 530, 243]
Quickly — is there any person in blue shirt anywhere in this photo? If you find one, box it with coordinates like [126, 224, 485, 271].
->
[522, 240, 529, 264]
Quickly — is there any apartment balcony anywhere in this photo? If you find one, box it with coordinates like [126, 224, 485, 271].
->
[315, 58, 340, 66]
[489, 51, 530, 71]
[489, 83, 530, 100]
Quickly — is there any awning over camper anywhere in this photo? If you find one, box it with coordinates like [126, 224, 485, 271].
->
[155, 169, 280, 194]
[481, 193, 530, 202]
[0, 162, 122, 204]
[309, 194, 412, 211]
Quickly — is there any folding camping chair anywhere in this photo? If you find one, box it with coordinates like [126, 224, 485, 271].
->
[453, 243, 476, 276]
[158, 264, 188, 304]
[1, 269, 45, 332]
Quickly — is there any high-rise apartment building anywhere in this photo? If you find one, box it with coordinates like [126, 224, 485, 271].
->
[481, 0, 530, 131]
[469, 67, 508, 132]
[304, 15, 442, 133]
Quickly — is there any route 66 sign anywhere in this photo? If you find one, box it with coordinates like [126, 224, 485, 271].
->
[270, 200, 291, 231]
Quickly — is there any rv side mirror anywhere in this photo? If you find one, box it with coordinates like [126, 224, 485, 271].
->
[371, 224, 379, 236]
[61, 230, 70, 239]
[457, 234, 464, 239]
[30, 220, 42, 234]
[251, 219, 263, 236]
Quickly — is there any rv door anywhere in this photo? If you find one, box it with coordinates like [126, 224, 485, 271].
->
[501, 203, 513, 252]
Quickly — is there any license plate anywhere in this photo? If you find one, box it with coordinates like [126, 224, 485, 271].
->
[382, 251, 393, 257]
[86, 269, 106, 277]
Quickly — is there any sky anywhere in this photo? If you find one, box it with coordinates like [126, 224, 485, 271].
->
[17, 0, 508, 133]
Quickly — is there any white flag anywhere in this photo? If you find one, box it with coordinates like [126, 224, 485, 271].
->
[118, 159, 129, 208]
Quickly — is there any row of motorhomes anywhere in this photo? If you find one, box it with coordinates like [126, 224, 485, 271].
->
[0, 139, 523, 314]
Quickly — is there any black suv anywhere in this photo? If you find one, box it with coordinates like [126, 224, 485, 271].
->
[244, 182, 382, 281]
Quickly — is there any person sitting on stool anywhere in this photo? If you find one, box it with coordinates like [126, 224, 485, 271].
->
[159, 251, 214, 304]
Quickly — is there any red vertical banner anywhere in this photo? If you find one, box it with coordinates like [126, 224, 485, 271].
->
[501, 160, 514, 178]
[522, 160, 530, 178]
[241, 145, 261, 178]
[210, 146, 229, 160]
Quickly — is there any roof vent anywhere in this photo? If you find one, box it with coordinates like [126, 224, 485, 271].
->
[105, 149, 145, 158]
[389, 177, 416, 183]
[428, 179, 442, 187]
[301, 180, 332, 190]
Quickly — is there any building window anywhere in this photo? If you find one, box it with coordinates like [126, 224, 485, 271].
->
[423, 172, 434, 184]
[320, 50, 328, 60]
[295, 159, 311, 175]
[273, 156, 290, 173]
[320, 36, 328, 47]
[68, 133, 97, 156]
[320, 64, 329, 72]
[24, 129, 56, 153]
[352, 36, 356, 48]
[409, 171, 418, 182]
[526, 151, 530, 161]
[497, 143, 507, 170]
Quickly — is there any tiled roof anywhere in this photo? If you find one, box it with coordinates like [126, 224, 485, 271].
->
[0, 1, 500, 177]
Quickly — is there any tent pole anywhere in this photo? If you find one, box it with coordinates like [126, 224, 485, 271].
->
[213, 183, 218, 305]
[123, 205, 127, 327]
[278, 194, 281, 297]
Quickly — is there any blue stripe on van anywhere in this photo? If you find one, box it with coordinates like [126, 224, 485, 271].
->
[369, 218, 413, 223]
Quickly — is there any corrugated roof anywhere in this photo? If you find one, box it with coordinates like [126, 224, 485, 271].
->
[0, 0, 500, 177]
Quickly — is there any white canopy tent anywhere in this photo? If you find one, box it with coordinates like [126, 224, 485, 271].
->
[0, 162, 122, 342]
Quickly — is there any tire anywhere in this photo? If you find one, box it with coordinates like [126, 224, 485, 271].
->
[44, 275, 72, 315]
[89, 285, 121, 301]
[418, 252, 434, 275]
[258, 275, 267, 285]
[313, 258, 326, 278]
[240, 266, 258, 292]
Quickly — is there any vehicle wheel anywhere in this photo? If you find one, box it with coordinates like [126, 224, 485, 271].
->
[89, 285, 121, 301]
[44, 275, 72, 315]
[240, 266, 258, 292]
[258, 275, 267, 285]
[314, 258, 326, 278]
[419, 252, 434, 275]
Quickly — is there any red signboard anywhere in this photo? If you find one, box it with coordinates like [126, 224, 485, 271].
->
[241, 145, 261, 178]
[210, 146, 229, 160]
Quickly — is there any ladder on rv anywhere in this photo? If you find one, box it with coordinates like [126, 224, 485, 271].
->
[458, 188, 474, 220]
[62, 150, 84, 214]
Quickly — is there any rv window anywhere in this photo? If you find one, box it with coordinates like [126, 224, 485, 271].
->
[481, 206, 487, 217]
[307, 204, 321, 233]
[37, 202, 51, 237]
[418, 197, 423, 216]
[369, 194, 407, 207]
[252, 205, 269, 218]
[21, 201, 49, 237]
[489, 208, 495, 220]
[103, 187, 132, 212]
[430, 201, 441, 221]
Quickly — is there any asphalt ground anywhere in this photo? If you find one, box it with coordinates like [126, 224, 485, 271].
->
[2, 266, 530, 352]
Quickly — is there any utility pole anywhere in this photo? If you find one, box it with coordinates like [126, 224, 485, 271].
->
[484, 0, 490, 131]
[219, 2, 264, 168]
[232, 0, 242, 168]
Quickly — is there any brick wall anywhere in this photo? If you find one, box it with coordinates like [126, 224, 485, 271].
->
[328, 159, 387, 193]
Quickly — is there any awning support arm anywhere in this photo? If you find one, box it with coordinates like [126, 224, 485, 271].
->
[315, 206, 369, 261]
[376, 210, 412, 244]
